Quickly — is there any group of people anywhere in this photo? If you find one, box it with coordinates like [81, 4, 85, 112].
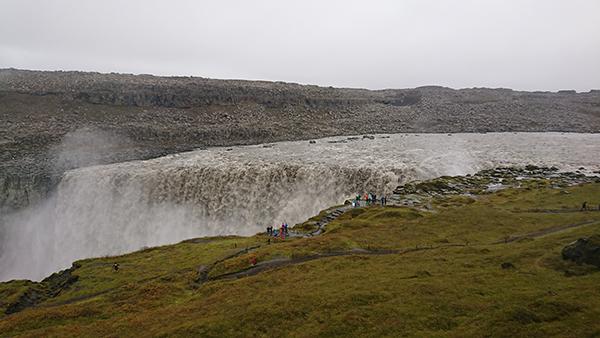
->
[266, 223, 289, 240]
[352, 192, 387, 208]
[264, 193, 389, 240]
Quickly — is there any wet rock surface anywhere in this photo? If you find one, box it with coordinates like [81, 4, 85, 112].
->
[390, 166, 599, 208]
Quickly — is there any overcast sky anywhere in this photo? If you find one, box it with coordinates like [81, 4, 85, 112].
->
[1, 0, 599, 91]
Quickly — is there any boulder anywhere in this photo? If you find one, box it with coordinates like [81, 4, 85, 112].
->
[561, 235, 600, 268]
[501, 262, 515, 269]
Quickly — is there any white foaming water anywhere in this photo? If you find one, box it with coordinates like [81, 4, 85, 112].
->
[1, 132, 600, 281]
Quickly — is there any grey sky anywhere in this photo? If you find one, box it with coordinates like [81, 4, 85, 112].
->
[1, 0, 599, 91]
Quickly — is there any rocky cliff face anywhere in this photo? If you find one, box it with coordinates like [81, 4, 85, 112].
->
[1, 68, 600, 210]
[0, 68, 424, 110]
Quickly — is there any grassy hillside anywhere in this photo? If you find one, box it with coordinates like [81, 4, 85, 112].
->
[2, 179, 600, 337]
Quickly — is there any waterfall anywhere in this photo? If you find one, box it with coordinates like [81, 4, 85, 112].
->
[2, 132, 600, 281]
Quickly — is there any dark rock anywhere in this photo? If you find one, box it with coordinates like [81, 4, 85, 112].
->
[182, 238, 214, 244]
[525, 164, 539, 171]
[416, 270, 432, 277]
[195, 265, 209, 283]
[5, 264, 80, 315]
[564, 269, 589, 277]
[309, 140, 316, 144]
[561, 236, 600, 268]
[501, 262, 516, 269]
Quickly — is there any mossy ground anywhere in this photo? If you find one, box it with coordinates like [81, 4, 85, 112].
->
[2, 182, 600, 337]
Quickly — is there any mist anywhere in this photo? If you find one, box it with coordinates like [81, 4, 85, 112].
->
[50, 127, 135, 174]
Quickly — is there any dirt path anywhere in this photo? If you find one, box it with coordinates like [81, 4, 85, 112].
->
[201, 218, 600, 284]
[519, 209, 600, 214]
[493, 220, 600, 244]
[207, 249, 397, 282]
[202, 244, 469, 284]
[299, 205, 352, 237]
[195, 206, 354, 283]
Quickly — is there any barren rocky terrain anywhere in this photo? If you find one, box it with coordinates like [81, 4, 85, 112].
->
[1, 68, 600, 210]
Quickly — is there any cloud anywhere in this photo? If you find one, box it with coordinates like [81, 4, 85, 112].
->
[1, 0, 599, 91]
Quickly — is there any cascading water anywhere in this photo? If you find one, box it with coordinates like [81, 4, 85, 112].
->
[1, 132, 600, 281]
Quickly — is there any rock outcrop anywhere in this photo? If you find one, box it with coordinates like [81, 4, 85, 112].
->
[4, 263, 80, 315]
[562, 236, 600, 268]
